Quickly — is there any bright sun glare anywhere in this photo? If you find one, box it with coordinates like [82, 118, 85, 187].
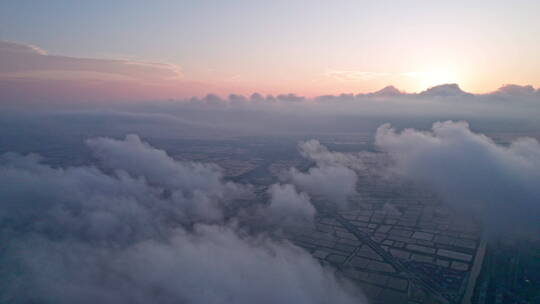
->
[416, 69, 460, 89]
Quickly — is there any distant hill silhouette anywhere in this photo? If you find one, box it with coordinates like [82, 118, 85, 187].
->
[419, 83, 472, 97]
[371, 85, 403, 97]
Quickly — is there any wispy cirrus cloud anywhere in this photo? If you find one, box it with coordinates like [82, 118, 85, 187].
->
[0, 41, 220, 102]
[0, 41, 182, 81]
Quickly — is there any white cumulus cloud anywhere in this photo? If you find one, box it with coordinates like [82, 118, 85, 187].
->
[375, 121, 540, 236]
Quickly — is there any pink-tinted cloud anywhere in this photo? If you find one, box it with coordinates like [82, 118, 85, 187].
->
[0, 41, 219, 102]
[0, 41, 182, 81]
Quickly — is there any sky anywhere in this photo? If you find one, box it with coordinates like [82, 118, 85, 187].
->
[1, 0, 540, 100]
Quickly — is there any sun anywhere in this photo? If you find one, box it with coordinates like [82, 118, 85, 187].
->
[420, 69, 460, 89]
[405, 68, 460, 91]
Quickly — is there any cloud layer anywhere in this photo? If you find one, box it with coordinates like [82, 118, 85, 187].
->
[0, 135, 362, 304]
[266, 183, 315, 227]
[86, 134, 246, 221]
[375, 121, 540, 235]
[287, 140, 359, 209]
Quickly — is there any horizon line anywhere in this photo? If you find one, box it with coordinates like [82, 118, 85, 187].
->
[177, 83, 540, 101]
